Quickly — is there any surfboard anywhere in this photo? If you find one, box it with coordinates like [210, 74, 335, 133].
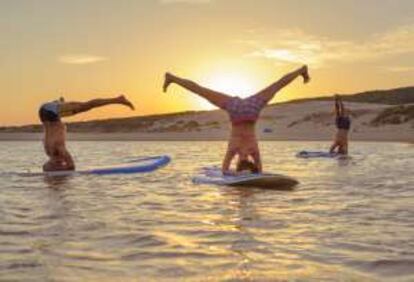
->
[193, 167, 299, 190]
[296, 151, 349, 159]
[24, 155, 171, 177]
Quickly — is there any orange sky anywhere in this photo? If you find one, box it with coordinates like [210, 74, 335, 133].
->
[0, 0, 413, 126]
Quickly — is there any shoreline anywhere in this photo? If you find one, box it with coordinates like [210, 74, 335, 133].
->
[1, 101, 412, 144]
[0, 132, 412, 143]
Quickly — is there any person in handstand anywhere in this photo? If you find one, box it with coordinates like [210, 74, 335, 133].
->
[329, 94, 351, 155]
[163, 65, 310, 175]
[39, 95, 135, 172]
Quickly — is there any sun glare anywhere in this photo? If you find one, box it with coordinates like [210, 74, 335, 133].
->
[195, 72, 258, 110]
[205, 73, 257, 96]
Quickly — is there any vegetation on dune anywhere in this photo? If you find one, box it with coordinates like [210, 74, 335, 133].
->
[0, 124, 42, 133]
[0, 86, 412, 133]
[281, 86, 414, 106]
[370, 105, 414, 126]
[287, 109, 373, 128]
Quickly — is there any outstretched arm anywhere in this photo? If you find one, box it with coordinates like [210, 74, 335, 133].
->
[55, 145, 75, 170]
[252, 65, 310, 104]
[61, 147, 75, 170]
[222, 150, 236, 175]
[251, 151, 262, 173]
[64, 152, 75, 170]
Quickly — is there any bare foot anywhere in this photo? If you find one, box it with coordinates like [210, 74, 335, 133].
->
[163, 72, 173, 93]
[118, 95, 135, 110]
[301, 65, 310, 84]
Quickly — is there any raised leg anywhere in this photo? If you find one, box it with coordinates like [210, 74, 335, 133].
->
[251, 65, 310, 105]
[163, 72, 232, 109]
[59, 95, 134, 117]
[334, 95, 346, 116]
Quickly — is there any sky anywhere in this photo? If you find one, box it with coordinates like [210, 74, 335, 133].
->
[0, 0, 413, 125]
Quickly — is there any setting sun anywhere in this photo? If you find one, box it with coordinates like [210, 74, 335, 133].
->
[203, 72, 258, 97]
[0, 1, 413, 281]
[0, 0, 412, 126]
[186, 69, 260, 110]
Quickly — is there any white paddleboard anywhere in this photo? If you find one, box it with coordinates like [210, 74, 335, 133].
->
[193, 167, 299, 190]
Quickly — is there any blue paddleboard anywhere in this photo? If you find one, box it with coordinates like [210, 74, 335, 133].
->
[88, 155, 171, 175]
[26, 155, 171, 177]
[296, 151, 348, 159]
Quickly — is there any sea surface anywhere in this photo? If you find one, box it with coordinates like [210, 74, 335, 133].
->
[0, 141, 413, 281]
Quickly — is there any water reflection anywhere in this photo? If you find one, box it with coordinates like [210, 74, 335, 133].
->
[43, 175, 72, 189]
[0, 141, 412, 281]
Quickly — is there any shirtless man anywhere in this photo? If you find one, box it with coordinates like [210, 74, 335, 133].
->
[163, 65, 310, 175]
[38, 95, 135, 172]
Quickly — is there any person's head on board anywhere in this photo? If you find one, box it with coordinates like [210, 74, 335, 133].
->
[236, 159, 259, 174]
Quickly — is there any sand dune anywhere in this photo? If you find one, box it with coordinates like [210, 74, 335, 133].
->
[0, 101, 412, 142]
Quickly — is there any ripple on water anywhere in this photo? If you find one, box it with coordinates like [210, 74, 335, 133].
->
[0, 141, 412, 281]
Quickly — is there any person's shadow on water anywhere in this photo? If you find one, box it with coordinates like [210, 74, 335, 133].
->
[43, 175, 72, 190]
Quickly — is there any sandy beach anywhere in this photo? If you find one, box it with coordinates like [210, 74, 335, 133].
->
[1, 101, 413, 143]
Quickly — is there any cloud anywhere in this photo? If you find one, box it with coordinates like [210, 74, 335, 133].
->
[380, 66, 414, 72]
[245, 24, 414, 68]
[159, 0, 211, 4]
[58, 54, 107, 65]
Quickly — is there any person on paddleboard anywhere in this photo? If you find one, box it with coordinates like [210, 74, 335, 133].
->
[163, 65, 310, 175]
[329, 94, 351, 155]
[39, 95, 135, 172]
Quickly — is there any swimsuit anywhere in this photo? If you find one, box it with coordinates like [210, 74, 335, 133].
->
[39, 101, 60, 123]
[224, 96, 267, 124]
[336, 116, 351, 130]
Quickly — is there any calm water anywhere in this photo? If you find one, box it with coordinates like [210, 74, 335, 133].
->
[0, 141, 413, 281]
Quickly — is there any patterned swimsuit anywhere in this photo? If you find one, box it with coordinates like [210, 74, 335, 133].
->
[223, 96, 267, 124]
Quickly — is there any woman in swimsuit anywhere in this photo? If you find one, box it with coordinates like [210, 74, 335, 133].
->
[163, 65, 310, 174]
[329, 94, 351, 155]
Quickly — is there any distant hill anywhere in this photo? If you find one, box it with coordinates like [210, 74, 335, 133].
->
[284, 86, 414, 105]
[0, 86, 413, 133]
[0, 110, 206, 133]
